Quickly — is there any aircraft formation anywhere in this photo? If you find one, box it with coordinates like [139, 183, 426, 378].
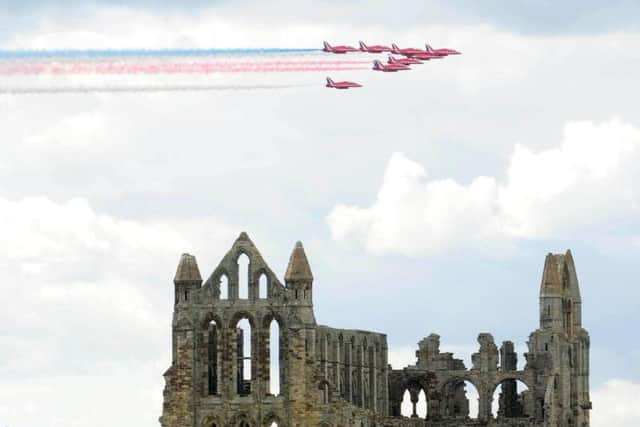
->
[323, 40, 460, 89]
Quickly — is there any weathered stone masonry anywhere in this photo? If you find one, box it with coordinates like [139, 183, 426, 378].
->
[160, 232, 591, 427]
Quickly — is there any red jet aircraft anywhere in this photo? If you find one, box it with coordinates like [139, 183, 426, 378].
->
[326, 77, 362, 89]
[372, 59, 410, 72]
[390, 43, 427, 57]
[359, 41, 391, 53]
[410, 52, 442, 60]
[323, 41, 358, 54]
[425, 43, 461, 56]
[391, 44, 441, 60]
[388, 54, 422, 65]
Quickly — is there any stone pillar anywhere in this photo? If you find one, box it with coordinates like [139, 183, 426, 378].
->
[335, 339, 341, 398]
[229, 327, 242, 397]
[220, 326, 232, 399]
[287, 327, 308, 426]
[478, 385, 491, 423]
[346, 342, 353, 403]
[160, 329, 195, 427]
[499, 341, 520, 417]
[381, 349, 390, 416]
[357, 344, 365, 407]
[370, 345, 377, 412]
[410, 388, 419, 418]
[321, 335, 328, 378]
[262, 325, 271, 395]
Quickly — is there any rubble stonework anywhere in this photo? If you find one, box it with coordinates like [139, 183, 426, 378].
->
[160, 233, 591, 427]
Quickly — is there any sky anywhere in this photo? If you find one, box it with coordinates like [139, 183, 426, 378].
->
[1, 1, 639, 426]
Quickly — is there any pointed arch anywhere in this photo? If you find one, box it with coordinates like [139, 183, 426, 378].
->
[401, 389, 412, 417]
[269, 318, 281, 395]
[318, 378, 333, 405]
[201, 415, 222, 427]
[229, 412, 254, 427]
[262, 313, 285, 396]
[231, 313, 254, 396]
[219, 273, 229, 300]
[238, 253, 249, 299]
[263, 413, 282, 427]
[259, 273, 268, 299]
[417, 389, 427, 418]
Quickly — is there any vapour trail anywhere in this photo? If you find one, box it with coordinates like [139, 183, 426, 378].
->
[0, 47, 373, 93]
[0, 48, 321, 59]
[0, 83, 309, 94]
[0, 61, 370, 75]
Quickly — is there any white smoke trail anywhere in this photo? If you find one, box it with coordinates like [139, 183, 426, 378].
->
[0, 83, 309, 94]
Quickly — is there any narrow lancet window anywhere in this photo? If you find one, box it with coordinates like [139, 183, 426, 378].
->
[236, 318, 252, 395]
[238, 254, 249, 299]
[259, 273, 268, 299]
[208, 320, 218, 395]
[269, 319, 280, 395]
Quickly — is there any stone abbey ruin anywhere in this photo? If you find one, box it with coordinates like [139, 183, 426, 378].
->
[160, 232, 591, 427]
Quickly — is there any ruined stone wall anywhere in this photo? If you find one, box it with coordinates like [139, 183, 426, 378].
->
[315, 326, 388, 415]
[160, 235, 590, 427]
[388, 333, 542, 425]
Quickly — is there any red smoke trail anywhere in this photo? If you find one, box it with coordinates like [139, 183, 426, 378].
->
[0, 60, 371, 75]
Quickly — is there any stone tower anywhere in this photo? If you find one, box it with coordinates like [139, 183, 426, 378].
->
[528, 250, 591, 427]
[160, 234, 590, 427]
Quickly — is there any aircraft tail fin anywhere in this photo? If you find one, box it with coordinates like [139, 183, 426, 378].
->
[373, 60, 383, 69]
[359, 41, 367, 50]
[391, 43, 400, 53]
[388, 54, 395, 63]
[326, 77, 334, 86]
[425, 43, 433, 52]
[323, 41, 332, 51]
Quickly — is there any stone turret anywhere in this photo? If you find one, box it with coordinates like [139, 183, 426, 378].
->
[285, 241, 314, 304]
[173, 253, 202, 305]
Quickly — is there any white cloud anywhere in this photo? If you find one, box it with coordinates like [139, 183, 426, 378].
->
[328, 119, 640, 255]
[25, 111, 108, 147]
[0, 196, 188, 279]
[1, 5, 640, 427]
[0, 360, 164, 427]
[2, 5, 332, 50]
[0, 193, 238, 427]
[592, 379, 640, 427]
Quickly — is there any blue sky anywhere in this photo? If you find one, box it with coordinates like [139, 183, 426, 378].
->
[0, 1, 639, 426]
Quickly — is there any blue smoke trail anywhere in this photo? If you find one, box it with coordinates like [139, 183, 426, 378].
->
[0, 48, 320, 59]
